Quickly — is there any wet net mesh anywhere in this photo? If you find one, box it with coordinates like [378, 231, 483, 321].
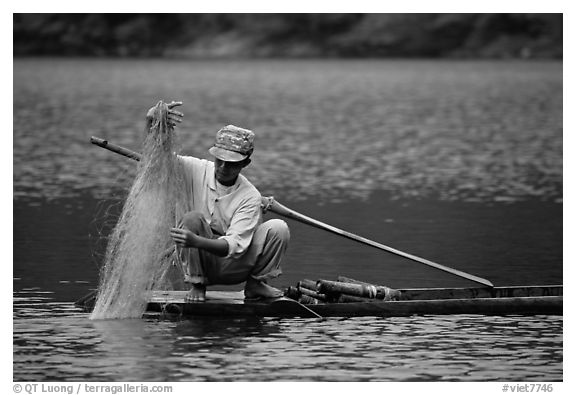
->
[91, 101, 188, 319]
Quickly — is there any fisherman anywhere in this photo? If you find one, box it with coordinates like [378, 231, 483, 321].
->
[148, 101, 290, 302]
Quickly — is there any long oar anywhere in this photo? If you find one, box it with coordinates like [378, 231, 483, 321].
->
[267, 200, 494, 287]
[90, 136, 494, 288]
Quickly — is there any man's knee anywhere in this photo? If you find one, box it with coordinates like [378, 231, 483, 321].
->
[265, 219, 290, 244]
[181, 211, 205, 232]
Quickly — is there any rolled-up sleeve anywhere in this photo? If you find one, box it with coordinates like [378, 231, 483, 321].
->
[218, 196, 262, 259]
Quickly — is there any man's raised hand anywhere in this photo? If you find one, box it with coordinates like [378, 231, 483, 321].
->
[146, 100, 184, 129]
[167, 101, 184, 127]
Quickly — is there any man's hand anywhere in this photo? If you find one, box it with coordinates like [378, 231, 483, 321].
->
[169, 227, 230, 257]
[146, 100, 184, 129]
[170, 227, 200, 248]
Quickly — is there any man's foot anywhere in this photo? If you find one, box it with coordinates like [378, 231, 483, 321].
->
[244, 278, 283, 300]
[185, 283, 206, 302]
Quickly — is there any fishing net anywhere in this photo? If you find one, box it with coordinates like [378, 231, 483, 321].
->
[91, 101, 188, 319]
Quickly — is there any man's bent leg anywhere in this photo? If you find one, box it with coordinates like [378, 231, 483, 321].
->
[178, 211, 215, 302]
[243, 219, 290, 299]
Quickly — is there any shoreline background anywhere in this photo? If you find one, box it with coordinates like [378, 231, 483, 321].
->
[13, 14, 562, 60]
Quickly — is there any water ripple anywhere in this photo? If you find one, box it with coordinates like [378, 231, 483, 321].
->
[13, 59, 561, 205]
[13, 294, 563, 381]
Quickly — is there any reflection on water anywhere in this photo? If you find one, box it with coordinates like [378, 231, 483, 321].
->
[13, 59, 562, 381]
[13, 293, 562, 381]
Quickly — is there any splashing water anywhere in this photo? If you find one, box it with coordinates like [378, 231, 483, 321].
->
[91, 101, 188, 319]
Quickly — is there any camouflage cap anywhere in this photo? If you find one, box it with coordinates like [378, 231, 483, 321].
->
[208, 125, 255, 162]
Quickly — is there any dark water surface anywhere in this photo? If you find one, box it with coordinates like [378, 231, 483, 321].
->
[13, 59, 562, 381]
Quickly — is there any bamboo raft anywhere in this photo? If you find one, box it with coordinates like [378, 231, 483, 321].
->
[77, 277, 562, 318]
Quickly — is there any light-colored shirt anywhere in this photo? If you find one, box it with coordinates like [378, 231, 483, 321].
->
[178, 155, 262, 259]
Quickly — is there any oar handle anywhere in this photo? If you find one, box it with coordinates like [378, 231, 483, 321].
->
[90, 136, 142, 161]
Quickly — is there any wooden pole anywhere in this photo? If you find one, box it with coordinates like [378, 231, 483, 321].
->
[297, 279, 318, 292]
[90, 136, 142, 161]
[337, 276, 402, 300]
[90, 136, 494, 288]
[270, 200, 494, 288]
[318, 279, 382, 299]
[298, 287, 328, 302]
